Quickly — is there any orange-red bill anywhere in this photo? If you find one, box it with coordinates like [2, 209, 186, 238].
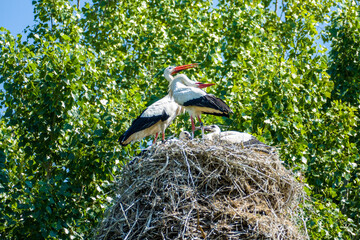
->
[196, 82, 215, 89]
[171, 63, 198, 75]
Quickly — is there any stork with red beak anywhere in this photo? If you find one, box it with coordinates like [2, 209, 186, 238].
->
[119, 95, 182, 146]
[119, 64, 202, 146]
[168, 65, 233, 138]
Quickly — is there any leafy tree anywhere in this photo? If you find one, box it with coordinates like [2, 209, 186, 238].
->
[327, 1, 360, 108]
[0, 0, 359, 239]
[309, 1, 360, 238]
[0, 1, 121, 238]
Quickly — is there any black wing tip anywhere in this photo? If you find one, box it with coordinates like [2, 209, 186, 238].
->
[224, 108, 233, 116]
[206, 95, 232, 113]
[201, 111, 230, 117]
[184, 95, 233, 115]
[118, 134, 129, 146]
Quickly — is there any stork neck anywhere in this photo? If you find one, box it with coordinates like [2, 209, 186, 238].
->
[212, 130, 221, 136]
[168, 78, 185, 98]
[204, 131, 219, 141]
[171, 78, 187, 89]
[214, 128, 221, 135]
[208, 127, 221, 138]
[164, 73, 174, 82]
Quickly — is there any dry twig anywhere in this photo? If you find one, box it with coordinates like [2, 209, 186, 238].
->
[96, 140, 308, 240]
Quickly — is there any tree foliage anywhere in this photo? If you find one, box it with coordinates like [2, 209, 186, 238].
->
[0, 0, 359, 239]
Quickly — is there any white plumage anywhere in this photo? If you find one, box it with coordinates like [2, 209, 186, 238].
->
[119, 95, 182, 146]
[202, 125, 265, 145]
[119, 64, 199, 146]
[168, 71, 232, 138]
[179, 131, 191, 141]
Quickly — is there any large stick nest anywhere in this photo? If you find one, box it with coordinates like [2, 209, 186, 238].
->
[96, 140, 307, 240]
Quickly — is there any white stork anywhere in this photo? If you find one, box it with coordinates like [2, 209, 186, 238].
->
[119, 95, 182, 146]
[201, 124, 266, 146]
[167, 70, 233, 138]
[119, 64, 202, 146]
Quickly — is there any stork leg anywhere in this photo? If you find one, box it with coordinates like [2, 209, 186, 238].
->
[161, 131, 165, 142]
[197, 116, 204, 140]
[153, 132, 159, 145]
[191, 116, 195, 139]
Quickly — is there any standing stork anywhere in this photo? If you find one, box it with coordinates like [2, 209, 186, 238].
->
[168, 70, 233, 138]
[119, 64, 202, 146]
[119, 95, 182, 146]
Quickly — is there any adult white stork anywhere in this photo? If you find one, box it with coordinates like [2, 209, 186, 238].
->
[167, 69, 233, 138]
[119, 64, 203, 146]
[119, 95, 182, 146]
[201, 124, 266, 146]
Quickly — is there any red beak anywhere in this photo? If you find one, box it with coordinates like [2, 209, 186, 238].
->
[171, 63, 198, 75]
[196, 82, 215, 89]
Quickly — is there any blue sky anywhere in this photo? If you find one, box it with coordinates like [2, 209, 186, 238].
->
[0, 1, 330, 46]
[0, 1, 35, 35]
[0, 0, 219, 34]
[0, 1, 35, 113]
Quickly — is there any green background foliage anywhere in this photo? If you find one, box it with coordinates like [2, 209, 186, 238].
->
[0, 0, 359, 239]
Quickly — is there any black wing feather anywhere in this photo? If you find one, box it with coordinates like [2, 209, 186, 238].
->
[183, 94, 232, 117]
[119, 110, 169, 144]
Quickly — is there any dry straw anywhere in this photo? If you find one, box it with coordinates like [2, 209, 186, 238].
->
[96, 139, 308, 240]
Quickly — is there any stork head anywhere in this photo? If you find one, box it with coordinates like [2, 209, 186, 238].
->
[164, 63, 198, 82]
[199, 125, 221, 133]
[179, 131, 191, 141]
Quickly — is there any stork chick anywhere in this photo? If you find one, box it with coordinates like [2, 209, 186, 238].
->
[179, 131, 192, 141]
[201, 125, 266, 146]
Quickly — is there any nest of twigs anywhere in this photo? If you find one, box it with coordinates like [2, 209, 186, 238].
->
[96, 140, 307, 240]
